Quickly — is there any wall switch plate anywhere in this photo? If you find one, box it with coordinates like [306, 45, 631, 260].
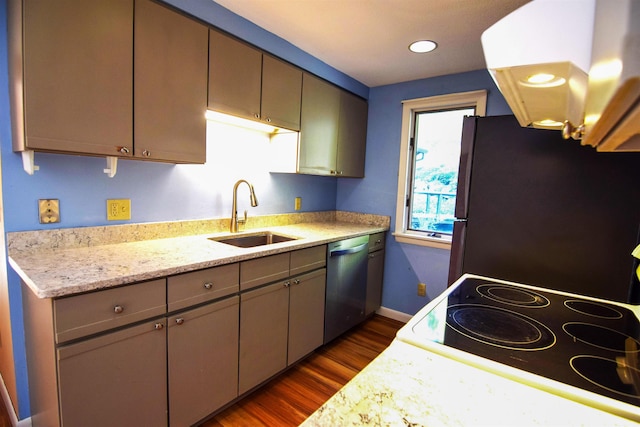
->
[294, 197, 302, 211]
[417, 282, 427, 297]
[38, 199, 60, 224]
[107, 199, 131, 221]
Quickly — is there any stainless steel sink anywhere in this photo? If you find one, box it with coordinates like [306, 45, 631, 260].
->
[209, 232, 299, 248]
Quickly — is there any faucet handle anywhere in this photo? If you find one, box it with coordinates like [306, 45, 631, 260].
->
[237, 210, 248, 226]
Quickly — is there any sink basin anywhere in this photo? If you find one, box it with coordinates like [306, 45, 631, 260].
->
[209, 232, 299, 248]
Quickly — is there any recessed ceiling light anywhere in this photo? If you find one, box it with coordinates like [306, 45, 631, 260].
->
[409, 40, 437, 53]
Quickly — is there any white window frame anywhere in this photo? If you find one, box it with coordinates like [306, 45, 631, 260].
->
[394, 90, 487, 249]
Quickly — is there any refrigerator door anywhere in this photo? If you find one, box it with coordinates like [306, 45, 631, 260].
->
[454, 115, 640, 302]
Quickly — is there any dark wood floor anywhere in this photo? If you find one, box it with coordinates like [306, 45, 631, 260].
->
[0, 315, 404, 427]
[200, 314, 404, 426]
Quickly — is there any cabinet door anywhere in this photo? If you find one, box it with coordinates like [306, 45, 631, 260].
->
[57, 320, 167, 427]
[298, 73, 340, 175]
[366, 250, 385, 316]
[239, 282, 289, 394]
[288, 268, 326, 365]
[20, 0, 133, 156]
[209, 30, 262, 122]
[134, 0, 208, 163]
[337, 91, 368, 177]
[168, 296, 239, 426]
[261, 55, 302, 131]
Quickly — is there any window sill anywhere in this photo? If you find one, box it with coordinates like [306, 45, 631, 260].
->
[392, 231, 452, 250]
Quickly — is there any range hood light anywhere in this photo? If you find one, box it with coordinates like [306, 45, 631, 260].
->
[521, 73, 566, 88]
[533, 119, 564, 129]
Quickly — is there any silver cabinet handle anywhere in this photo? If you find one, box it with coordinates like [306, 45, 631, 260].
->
[154, 323, 164, 330]
[293, 279, 300, 285]
[114, 305, 124, 314]
[203, 282, 213, 290]
[284, 281, 291, 288]
[254, 113, 260, 119]
[175, 318, 184, 325]
[142, 150, 151, 157]
[118, 146, 130, 154]
[265, 117, 272, 123]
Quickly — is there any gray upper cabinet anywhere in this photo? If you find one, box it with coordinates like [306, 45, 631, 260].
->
[209, 30, 302, 131]
[337, 91, 368, 177]
[298, 74, 341, 175]
[208, 29, 262, 123]
[134, 0, 208, 163]
[10, 0, 133, 156]
[298, 73, 367, 177]
[261, 55, 302, 130]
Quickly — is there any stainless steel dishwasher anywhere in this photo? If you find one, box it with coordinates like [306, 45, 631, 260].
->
[324, 235, 369, 343]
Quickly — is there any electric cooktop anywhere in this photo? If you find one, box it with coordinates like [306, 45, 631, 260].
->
[396, 274, 640, 422]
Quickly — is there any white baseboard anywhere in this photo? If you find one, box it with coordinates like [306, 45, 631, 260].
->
[0, 372, 30, 427]
[375, 306, 412, 323]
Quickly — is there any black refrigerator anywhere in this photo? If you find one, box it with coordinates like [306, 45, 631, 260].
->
[448, 115, 640, 303]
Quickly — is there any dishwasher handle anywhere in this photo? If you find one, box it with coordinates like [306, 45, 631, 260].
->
[329, 242, 368, 257]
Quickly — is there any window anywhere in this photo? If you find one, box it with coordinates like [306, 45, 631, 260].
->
[394, 90, 487, 249]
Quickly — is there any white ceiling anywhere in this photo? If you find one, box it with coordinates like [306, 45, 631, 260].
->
[213, 0, 530, 87]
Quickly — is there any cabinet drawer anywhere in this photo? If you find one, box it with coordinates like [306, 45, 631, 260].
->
[168, 263, 239, 312]
[290, 245, 326, 276]
[368, 232, 385, 252]
[240, 253, 289, 291]
[54, 278, 166, 343]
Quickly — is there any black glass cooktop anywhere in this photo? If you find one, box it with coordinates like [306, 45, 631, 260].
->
[410, 276, 640, 409]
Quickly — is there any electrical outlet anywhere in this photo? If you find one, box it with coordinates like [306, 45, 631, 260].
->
[38, 199, 60, 224]
[294, 197, 302, 211]
[417, 282, 427, 297]
[107, 199, 131, 221]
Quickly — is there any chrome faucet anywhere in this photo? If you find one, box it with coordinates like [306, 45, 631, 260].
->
[230, 179, 258, 232]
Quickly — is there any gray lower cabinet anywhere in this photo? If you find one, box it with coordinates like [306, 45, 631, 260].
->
[366, 232, 386, 316]
[168, 296, 239, 426]
[57, 319, 168, 427]
[288, 268, 326, 365]
[366, 250, 385, 316]
[239, 282, 289, 395]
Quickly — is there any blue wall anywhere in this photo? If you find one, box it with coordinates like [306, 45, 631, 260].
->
[337, 71, 513, 315]
[0, 0, 513, 419]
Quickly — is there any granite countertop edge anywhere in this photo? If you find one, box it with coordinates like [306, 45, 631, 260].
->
[8, 211, 389, 299]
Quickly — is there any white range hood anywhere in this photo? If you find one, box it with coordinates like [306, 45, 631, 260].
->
[482, 0, 640, 152]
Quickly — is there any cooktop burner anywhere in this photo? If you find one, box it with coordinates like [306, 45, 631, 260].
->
[447, 304, 555, 350]
[402, 275, 640, 420]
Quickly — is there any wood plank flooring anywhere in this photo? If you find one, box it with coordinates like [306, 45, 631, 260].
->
[200, 315, 405, 426]
[0, 315, 404, 426]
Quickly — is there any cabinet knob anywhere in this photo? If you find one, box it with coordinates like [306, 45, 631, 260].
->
[203, 282, 213, 290]
[254, 113, 260, 119]
[376, 239, 382, 245]
[142, 150, 151, 157]
[113, 305, 124, 314]
[284, 281, 291, 288]
[175, 318, 184, 325]
[117, 146, 130, 154]
[293, 279, 300, 285]
[265, 117, 272, 123]
[154, 322, 164, 330]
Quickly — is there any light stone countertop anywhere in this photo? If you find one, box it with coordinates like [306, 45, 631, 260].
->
[8, 211, 388, 299]
[302, 339, 640, 427]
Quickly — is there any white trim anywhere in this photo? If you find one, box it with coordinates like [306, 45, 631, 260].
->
[0, 372, 28, 427]
[394, 90, 487, 249]
[376, 306, 412, 323]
